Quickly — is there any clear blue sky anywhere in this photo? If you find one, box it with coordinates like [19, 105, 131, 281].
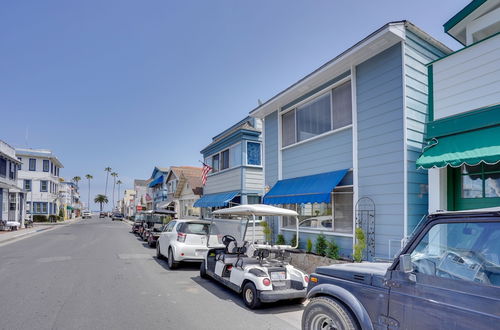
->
[1, 0, 468, 209]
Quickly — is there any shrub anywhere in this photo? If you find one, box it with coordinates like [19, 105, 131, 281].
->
[290, 234, 298, 248]
[33, 215, 48, 222]
[326, 239, 340, 259]
[261, 221, 272, 243]
[58, 208, 64, 218]
[353, 227, 366, 262]
[48, 215, 60, 222]
[306, 239, 313, 253]
[315, 234, 328, 256]
[276, 234, 285, 245]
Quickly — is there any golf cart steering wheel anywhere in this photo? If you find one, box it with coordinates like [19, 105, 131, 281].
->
[221, 235, 236, 247]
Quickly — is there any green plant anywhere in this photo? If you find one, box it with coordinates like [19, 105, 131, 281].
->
[59, 208, 64, 218]
[33, 215, 48, 222]
[353, 227, 366, 262]
[261, 221, 272, 243]
[326, 239, 340, 259]
[306, 239, 313, 253]
[315, 234, 328, 256]
[290, 234, 298, 248]
[276, 234, 285, 245]
[48, 215, 59, 222]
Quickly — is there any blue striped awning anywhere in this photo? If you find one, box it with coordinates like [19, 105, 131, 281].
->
[148, 175, 164, 187]
[263, 169, 348, 205]
[194, 191, 239, 208]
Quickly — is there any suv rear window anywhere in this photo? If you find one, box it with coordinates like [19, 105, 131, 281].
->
[179, 223, 209, 235]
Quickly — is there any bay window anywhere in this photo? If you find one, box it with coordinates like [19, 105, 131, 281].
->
[220, 149, 230, 170]
[246, 142, 261, 166]
[212, 154, 219, 173]
[282, 81, 352, 147]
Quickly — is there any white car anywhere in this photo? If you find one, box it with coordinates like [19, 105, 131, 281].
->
[82, 211, 92, 219]
[156, 219, 210, 269]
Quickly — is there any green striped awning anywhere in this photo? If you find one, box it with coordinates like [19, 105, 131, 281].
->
[416, 125, 500, 169]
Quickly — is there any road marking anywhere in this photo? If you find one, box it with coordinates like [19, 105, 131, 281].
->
[37, 256, 72, 262]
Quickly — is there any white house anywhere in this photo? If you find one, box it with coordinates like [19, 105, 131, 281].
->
[0, 140, 24, 229]
[16, 148, 64, 219]
[163, 166, 203, 218]
[59, 181, 81, 219]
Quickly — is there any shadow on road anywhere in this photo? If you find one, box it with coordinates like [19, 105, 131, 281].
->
[152, 256, 202, 272]
[190, 276, 305, 315]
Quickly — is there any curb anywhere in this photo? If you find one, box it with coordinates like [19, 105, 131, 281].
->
[0, 226, 54, 245]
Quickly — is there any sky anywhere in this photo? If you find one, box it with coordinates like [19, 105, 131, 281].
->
[1, 0, 469, 209]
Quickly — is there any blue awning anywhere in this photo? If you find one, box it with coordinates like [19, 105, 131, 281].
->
[263, 169, 348, 205]
[148, 175, 164, 187]
[194, 191, 239, 208]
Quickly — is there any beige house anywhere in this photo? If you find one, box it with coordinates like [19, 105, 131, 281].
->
[161, 166, 203, 218]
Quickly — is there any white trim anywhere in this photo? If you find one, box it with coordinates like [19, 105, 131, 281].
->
[350, 64, 358, 254]
[277, 110, 283, 180]
[281, 228, 354, 238]
[280, 125, 353, 151]
[401, 40, 408, 238]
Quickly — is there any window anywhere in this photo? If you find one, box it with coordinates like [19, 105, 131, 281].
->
[230, 143, 242, 167]
[9, 161, 16, 180]
[29, 158, 36, 171]
[281, 187, 353, 234]
[212, 154, 219, 173]
[282, 81, 352, 147]
[0, 158, 6, 177]
[43, 159, 49, 172]
[42, 202, 47, 214]
[17, 157, 22, 170]
[247, 142, 261, 166]
[24, 180, 31, 191]
[50, 162, 54, 174]
[40, 180, 48, 192]
[461, 163, 500, 199]
[247, 195, 261, 204]
[410, 222, 500, 287]
[220, 149, 230, 170]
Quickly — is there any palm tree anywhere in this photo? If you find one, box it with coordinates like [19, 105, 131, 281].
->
[104, 167, 112, 199]
[111, 172, 118, 210]
[116, 180, 123, 213]
[94, 194, 108, 212]
[72, 176, 81, 189]
[85, 174, 93, 211]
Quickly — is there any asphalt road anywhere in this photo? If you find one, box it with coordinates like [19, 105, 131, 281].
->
[0, 216, 303, 330]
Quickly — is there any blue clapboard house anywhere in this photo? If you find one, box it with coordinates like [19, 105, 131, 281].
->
[250, 21, 451, 260]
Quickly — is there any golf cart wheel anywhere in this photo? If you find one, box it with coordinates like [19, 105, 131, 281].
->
[167, 248, 179, 270]
[200, 260, 208, 278]
[242, 282, 261, 309]
[302, 296, 359, 330]
[156, 243, 164, 260]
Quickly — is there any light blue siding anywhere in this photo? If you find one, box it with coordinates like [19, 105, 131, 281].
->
[404, 31, 448, 233]
[281, 230, 353, 259]
[264, 111, 279, 187]
[282, 129, 352, 179]
[356, 43, 405, 259]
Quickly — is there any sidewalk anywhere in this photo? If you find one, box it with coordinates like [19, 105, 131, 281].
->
[0, 217, 81, 245]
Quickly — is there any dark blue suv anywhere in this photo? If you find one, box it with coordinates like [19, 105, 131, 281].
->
[302, 210, 500, 330]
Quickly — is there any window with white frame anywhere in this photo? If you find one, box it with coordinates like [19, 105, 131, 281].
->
[212, 154, 219, 173]
[40, 180, 48, 192]
[206, 142, 243, 174]
[246, 142, 261, 166]
[281, 186, 353, 234]
[282, 81, 352, 147]
[220, 149, 230, 170]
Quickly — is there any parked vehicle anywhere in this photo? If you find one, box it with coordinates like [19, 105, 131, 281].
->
[200, 204, 308, 309]
[132, 213, 146, 234]
[82, 211, 92, 219]
[24, 218, 33, 228]
[140, 210, 173, 241]
[302, 209, 500, 330]
[111, 213, 124, 221]
[156, 219, 211, 268]
[99, 212, 106, 218]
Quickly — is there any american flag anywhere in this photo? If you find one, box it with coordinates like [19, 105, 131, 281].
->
[201, 162, 212, 185]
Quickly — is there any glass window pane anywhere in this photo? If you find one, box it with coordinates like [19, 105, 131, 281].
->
[483, 163, 500, 173]
[485, 172, 500, 198]
[297, 93, 331, 142]
[333, 190, 353, 234]
[282, 110, 296, 147]
[332, 82, 352, 130]
[230, 143, 241, 167]
[247, 142, 261, 165]
[212, 154, 219, 173]
[462, 173, 483, 198]
[462, 164, 482, 174]
[220, 149, 229, 170]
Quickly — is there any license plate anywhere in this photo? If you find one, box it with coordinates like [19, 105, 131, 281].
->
[271, 271, 286, 281]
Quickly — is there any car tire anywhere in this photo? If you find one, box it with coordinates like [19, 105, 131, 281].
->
[200, 260, 208, 278]
[242, 282, 261, 309]
[156, 243, 164, 260]
[167, 248, 179, 270]
[302, 296, 359, 330]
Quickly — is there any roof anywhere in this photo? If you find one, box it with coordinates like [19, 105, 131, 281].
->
[134, 179, 148, 187]
[200, 118, 261, 154]
[249, 21, 451, 118]
[15, 148, 64, 168]
[213, 204, 299, 217]
[169, 166, 203, 192]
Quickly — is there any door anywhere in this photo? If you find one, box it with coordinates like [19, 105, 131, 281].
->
[0, 188, 3, 221]
[160, 221, 176, 255]
[8, 193, 16, 221]
[388, 221, 500, 329]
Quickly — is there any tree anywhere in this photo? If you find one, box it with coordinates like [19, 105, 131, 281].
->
[85, 174, 93, 211]
[111, 172, 118, 210]
[72, 176, 81, 189]
[104, 167, 112, 201]
[94, 194, 108, 212]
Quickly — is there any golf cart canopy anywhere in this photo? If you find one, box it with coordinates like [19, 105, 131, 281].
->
[212, 204, 298, 217]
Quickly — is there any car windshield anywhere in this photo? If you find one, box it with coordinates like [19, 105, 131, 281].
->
[208, 218, 248, 247]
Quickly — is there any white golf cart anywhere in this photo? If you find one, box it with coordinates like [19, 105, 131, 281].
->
[200, 204, 309, 309]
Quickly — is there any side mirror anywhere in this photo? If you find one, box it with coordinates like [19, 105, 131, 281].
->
[400, 254, 413, 273]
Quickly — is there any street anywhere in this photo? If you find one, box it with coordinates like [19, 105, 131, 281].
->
[0, 216, 303, 330]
